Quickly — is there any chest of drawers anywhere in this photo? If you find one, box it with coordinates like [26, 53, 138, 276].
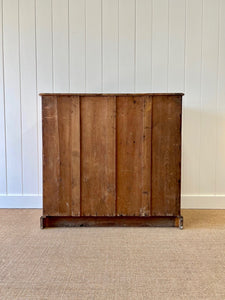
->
[40, 93, 183, 229]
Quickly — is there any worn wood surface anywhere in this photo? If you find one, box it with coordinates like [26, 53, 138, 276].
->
[116, 96, 152, 216]
[81, 96, 116, 216]
[42, 96, 60, 216]
[70, 97, 81, 216]
[42, 96, 80, 216]
[151, 95, 182, 216]
[42, 93, 182, 226]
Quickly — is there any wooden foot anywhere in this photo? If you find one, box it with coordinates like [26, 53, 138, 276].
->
[179, 216, 183, 230]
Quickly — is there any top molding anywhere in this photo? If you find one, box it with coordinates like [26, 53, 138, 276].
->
[39, 93, 184, 97]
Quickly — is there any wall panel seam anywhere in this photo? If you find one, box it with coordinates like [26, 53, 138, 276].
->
[51, 0, 54, 92]
[134, 0, 136, 92]
[167, 0, 170, 92]
[1, 0, 7, 194]
[118, 0, 120, 91]
[199, 0, 204, 195]
[215, 0, 221, 195]
[181, 0, 187, 195]
[68, 0, 70, 92]
[34, 0, 39, 195]
[18, 0, 23, 194]
[101, 0, 103, 92]
[150, 0, 153, 92]
[84, 0, 86, 92]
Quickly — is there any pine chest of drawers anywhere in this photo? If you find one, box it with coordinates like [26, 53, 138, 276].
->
[40, 93, 183, 229]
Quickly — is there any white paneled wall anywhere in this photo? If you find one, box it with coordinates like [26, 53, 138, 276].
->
[0, 0, 225, 208]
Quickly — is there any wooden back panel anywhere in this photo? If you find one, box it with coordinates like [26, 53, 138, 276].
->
[151, 95, 182, 216]
[42, 94, 182, 217]
[42, 96, 80, 216]
[81, 96, 116, 216]
[116, 96, 152, 216]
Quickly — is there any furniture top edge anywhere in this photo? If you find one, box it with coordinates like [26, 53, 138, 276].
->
[39, 93, 184, 97]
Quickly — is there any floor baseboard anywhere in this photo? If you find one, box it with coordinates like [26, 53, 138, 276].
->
[0, 194, 225, 209]
[0, 195, 42, 208]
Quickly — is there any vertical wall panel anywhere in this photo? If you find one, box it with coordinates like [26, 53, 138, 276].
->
[119, 0, 135, 92]
[36, 0, 53, 194]
[168, 0, 185, 92]
[52, 0, 69, 92]
[19, 0, 38, 194]
[69, 0, 85, 92]
[152, 0, 169, 92]
[102, 0, 118, 92]
[135, 0, 152, 92]
[3, 0, 22, 193]
[0, 0, 7, 193]
[36, 0, 53, 93]
[182, 0, 202, 195]
[86, 0, 102, 92]
[215, 0, 225, 194]
[199, 0, 219, 194]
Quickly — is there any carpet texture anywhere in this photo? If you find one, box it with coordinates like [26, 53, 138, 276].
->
[0, 209, 225, 300]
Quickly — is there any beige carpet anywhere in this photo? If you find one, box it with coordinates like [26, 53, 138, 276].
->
[0, 209, 225, 300]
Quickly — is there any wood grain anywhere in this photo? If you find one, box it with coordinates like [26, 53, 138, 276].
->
[70, 97, 81, 216]
[81, 96, 116, 216]
[42, 96, 60, 216]
[117, 96, 152, 216]
[151, 95, 182, 216]
[42, 96, 80, 216]
[57, 96, 80, 216]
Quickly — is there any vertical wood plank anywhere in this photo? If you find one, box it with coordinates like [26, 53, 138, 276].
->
[70, 97, 81, 216]
[81, 96, 116, 216]
[86, 0, 101, 92]
[52, 0, 69, 92]
[19, 0, 38, 194]
[42, 96, 60, 215]
[151, 95, 181, 216]
[3, 0, 22, 193]
[152, 0, 169, 92]
[168, 0, 185, 92]
[182, 0, 202, 195]
[42, 96, 80, 216]
[216, 0, 225, 194]
[102, 0, 118, 92]
[57, 96, 80, 216]
[199, 0, 219, 194]
[135, 0, 152, 92]
[36, 0, 53, 194]
[69, 0, 85, 92]
[0, 0, 7, 193]
[117, 96, 152, 216]
[119, 0, 135, 92]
